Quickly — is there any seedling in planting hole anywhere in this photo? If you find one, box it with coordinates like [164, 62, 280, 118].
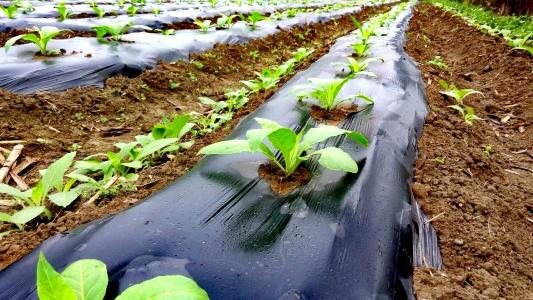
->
[216, 14, 237, 29]
[428, 56, 448, 69]
[4, 26, 70, 56]
[92, 22, 151, 42]
[36, 253, 209, 300]
[208, 0, 218, 8]
[439, 80, 483, 104]
[448, 105, 483, 126]
[194, 19, 213, 32]
[337, 56, 382, 78]
[285, 8, 297, 18]
[19, 0, 34, 14]
[243, 11, 265, 31]
[0, 4, 18, 19]
[116, 0, 126, 8]
[224, 88, 249, 111]
[0, 152, 78, 230]
[91, 5, 106, 18]
[88, 0, 98, 7]
[152, 7, 160, 15]
[126, 5, 139, 16]
[351, 41, 371, 58]
[155, 28, 176, 36]
[198, 118, 368, 177]
[241, 68, 281, 93]
[296, 78, 373, 110]
[482, 144, 493, 157]
[56, 1, 72, 21]
[351, 16, 376, 43]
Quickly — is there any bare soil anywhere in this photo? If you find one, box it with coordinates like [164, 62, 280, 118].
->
[309, 103, 358, 125]
[405, 4, 533, 299]
[258, 163, 311, 196]
[0, 5, 394, 269]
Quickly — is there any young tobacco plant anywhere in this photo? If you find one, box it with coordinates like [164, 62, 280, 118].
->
[126, 5, 139, 16]
[508, 33, 533, 55]
[448, 105, 483, 126]
[194, 19, 213, 32]
[91, 5, 106, 18]
[92, 22, 150, 42]
[198, 118, 368, 177]
[243, 11, 265, 31]
[0, 152, 78, 231]
[439, 80, 483, 104]
[216, 14, 237, 29]
[428, 55, 448, 69]
[0, 4, 17, 19]
[36, 253, 209, 300]
[56, 2, 72, 21]
[296, 77, 371, 110]
[5, 26, 69, 56]
[351, 40, 371, 58]
[292, 47, 314, 62]
[337, 56, 382, 78]
[241, 68, 280, 93]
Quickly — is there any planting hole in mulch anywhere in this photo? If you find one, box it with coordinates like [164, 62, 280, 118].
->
[258, 163, 311, 196]
[309, 103, 358, 125]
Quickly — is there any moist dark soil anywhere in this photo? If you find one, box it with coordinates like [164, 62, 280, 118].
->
[258, 164, 311, 196]
[405, 4, 533, 299]
[0, 4, 394, 269]
[309, 103, 358, 125]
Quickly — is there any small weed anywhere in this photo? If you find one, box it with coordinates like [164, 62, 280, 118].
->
[69, 143, 82, 151]
[249, 50, 259, 60]
[482, 145, 493, 157]
[434, 157, 446, 165]
[74, 112, 85, 121]
[191, 60, 204, 70]
[169, 80, 180, 90]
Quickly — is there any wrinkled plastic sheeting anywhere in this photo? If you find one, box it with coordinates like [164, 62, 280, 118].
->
[0, 4, 430, 299]
[0, 3, 383, 93]
[0, 1, 336, 28]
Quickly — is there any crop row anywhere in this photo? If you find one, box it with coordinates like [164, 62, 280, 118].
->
[0, 2, 410, 238]
[429, 0, 532, 55]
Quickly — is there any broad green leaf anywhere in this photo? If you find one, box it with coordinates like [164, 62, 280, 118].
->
[122, 160, 143, 169]
[61, 259, 108, 300]
[0, 212, 12, 223]
[313, 147, 358, 173]
[137, 138, 178, 160]
[11, 206, 45, 225]
[116, 275, 209, 300]
[48, 190, 79, 207]
[254, 118, 283, 130]
[346, 131, 369, 147]
[267, 128, 296, 164]
[0, 183, 28, 199]
[198, 140, 250, 155]
[37, 253, 77, 300]
[40, 152, 76, 197]
[301, 125, 349, 148]
[4, 35, 24, 53]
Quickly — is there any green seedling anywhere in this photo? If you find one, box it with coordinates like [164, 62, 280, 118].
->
[194, 19, 213, 32]
[155, 28, 176, 36]
[92, 22, 151, 42]
[36, 253, 209, 300]
[91, 5, 106, 18]
[337, 56, 382, 78]
[285, 8, 297, 18]
[19, 0, 34, 14]
[482, 144, 493, 157]
[249, 50, 259, 60]
[439, 80, 483, 104]
[152, 7, 160, 15]
[0, 152, 78, 230]
[224, 88, 249, 111]
[5, 26, 70, 56]
[428, 56, 448, 69]
[434, 157, 446, 165]
[296, 77, 371, 110]
[241, 68, 280, 93]
[275, 59, 296, 77]
[508, 33, 533, 55]
[292, 47, 314, 62]
[56, 2, 72, 21]
[191, 60, 204, 70]
[208, 0, 217, 7]
[243, 11, 265, 31]
[0, 5, 18, 19]
[126, 5, 139, 16]
[351, 16, 376, 42]
[116, 0, 126, 8]
[198, 118, 368, 177]
[351, 41, 371, 58]
[189, 111, 232, 136]
[216, 14, 237, 29]
[448, 105, 483, 125]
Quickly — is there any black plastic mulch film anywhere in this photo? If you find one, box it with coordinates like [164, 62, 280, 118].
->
[0, 3, 441, 299]
[0, 1, 383, 94]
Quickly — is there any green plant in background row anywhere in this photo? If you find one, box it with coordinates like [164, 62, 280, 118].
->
[0, 152, 78, 230]
[5, 26, 69, 56]
[438, 80, 483, 104]
[91, 5, 106, 18]
[338, 56, 382, 78]
[216, 14, 237, 29]
[92, 22, 151, 42]
[428, 55, 448, 69]
[292, 47, 314, 62]
[243, 11, 265, 31]
[508, 33, 533, 55]
[36, 253, 209, 300]
[448, 105, 482, 125]
[0, 4, 17, 19]
[56, 1, 72, 21]
[194, 19, 213, 32]
[199, 118, 368, 177]
[126, 5, 139, 16]
[296, 78, 373, 110]
[241, 68, 280, 93]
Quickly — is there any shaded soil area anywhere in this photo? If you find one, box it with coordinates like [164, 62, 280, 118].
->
[405, 4, 532, 299]
[0, 5, 394, 269]
[309, 103, 358, 125]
